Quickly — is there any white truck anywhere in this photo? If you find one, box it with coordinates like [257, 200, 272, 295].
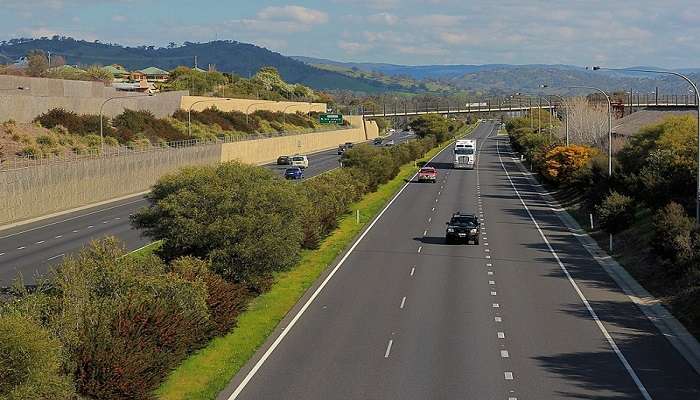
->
[453, 139, 476, 169]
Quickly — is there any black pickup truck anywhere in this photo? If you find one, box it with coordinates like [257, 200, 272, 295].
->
[445, 212, 480, 244]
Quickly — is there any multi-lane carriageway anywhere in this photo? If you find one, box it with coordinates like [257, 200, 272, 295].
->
[220, 121, 700, 400]
[0, 130, 412, 286]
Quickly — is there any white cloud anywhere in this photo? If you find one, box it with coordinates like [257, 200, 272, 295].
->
[338, 40, 373, 54]
[112, 15, 127, 22]
[367, 12, 399, 26]
[258, 5, 328, 25]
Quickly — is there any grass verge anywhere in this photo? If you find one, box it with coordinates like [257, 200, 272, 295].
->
[124, 240, 162, 261]
[156, 127, 474, 400]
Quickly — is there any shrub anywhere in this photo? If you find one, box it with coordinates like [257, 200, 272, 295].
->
[113, 109, 187, 143]
[595, 191, 636, 234]
[0, 314, 76, 399]
[652, 202, 700, 272]
[36, 133, 59, 147]
[171, 257, 252, 336]
[48, 238, 211, 399]
[16, 145, 41, 158]
[341, 144, 399, 191]
[542, 145, 597, 185]
[132, 162, 306, 288]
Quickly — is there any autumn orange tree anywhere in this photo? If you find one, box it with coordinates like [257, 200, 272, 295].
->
[542, 144, 597, 185]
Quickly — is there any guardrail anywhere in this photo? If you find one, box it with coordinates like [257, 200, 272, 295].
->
[0, 125, 351, 172]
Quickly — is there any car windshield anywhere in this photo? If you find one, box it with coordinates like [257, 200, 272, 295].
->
[292, 157, 304, 161]
[285, 168, 299, 173]
[451, 216, 477, 225]
[420, 168, 434, 173]
[455, 148, 475, 155]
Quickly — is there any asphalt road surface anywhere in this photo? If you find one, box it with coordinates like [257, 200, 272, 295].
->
[221, 121, 700, 400]
[0, 131, 411, 286]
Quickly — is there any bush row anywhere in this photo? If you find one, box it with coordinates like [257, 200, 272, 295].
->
[2, 116, 461, 399]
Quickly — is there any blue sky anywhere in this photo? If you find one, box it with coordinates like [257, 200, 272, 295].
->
[1, 0, 699, 68]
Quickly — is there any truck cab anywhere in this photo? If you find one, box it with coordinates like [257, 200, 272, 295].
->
[454, 140, 476, 169]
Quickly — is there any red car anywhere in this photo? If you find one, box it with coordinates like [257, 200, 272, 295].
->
[417, 167, 437, 183]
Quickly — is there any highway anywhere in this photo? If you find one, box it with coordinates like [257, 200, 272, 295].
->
[0, 130, 412, 286]
[222, 121, 700, 400]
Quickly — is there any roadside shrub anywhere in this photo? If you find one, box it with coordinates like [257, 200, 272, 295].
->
[132, 162, 306, 288]
[342, 144, 399, 191]
[48, 238, 211, 400]
[36, 133, 58, 147]
[653, 202, 700, 272]
[595, 191, 636, 234]
[171, 257, 252, 336]
[0, 313, 76, 400]
[542, 145, 597, 186]
[16, 144, 41, 158]
[35, 108, 107, 136]
[113, 109, 187, 143]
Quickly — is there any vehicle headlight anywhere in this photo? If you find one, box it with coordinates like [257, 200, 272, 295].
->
[470, 229, 477, 234]
[447, 228, 454, 233]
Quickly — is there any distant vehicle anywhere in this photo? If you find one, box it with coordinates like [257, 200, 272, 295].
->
[417, 167, 437, 183]
[344, 142, 354, 148]
[290, 155, 309, 169]
[445, 212, 480, 244]
[453, 139, 476, 169]
[373, 137, 383, 145]
[277, 155, 291, 165]
[384, 139, 395, 146]
[338, 145, 346, 155]
[284, 167, 304, 180]
[389, 128, 396, 133]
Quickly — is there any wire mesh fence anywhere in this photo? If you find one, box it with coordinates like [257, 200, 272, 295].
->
[0, 125, 351, 171]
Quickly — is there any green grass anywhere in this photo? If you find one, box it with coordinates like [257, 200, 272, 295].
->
[155, 129, 471, 400]
[123, 241, 162, 262]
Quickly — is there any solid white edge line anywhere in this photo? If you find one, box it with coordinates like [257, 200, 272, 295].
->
[47, 253, 65, 261]
[496, 138, 652, 400]
[225, 126, 470, 400]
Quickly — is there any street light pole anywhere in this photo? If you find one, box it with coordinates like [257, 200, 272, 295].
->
[591, 66, 700, 224]
[100, 93, 154, 155]
[282, 103, 309, 125]
[539, 89, 569, 146]
[188, 98, 233, 138]
[245, 102, 269, 125]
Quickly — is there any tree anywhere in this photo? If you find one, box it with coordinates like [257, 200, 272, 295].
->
[542, 145, 597, 185]
[132, 162, 306, 287]
[562, 97, 609, 148]
[26, 50, 48, 77]
[595, 191, 636, 234]
[410, 114, 451, 142]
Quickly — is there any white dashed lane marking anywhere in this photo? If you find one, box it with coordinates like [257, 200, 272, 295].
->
[384, 340, 394, 358]
[504, 372, 514, 380]
[501, 350, 510, 358]
[410, 267, 415, 276]
[498, 332, 506, 339]
[495, 316, 502, 322]
[400, 297, 406, 309]
[36, 240, 45, 244]
[17, 246, 25, 250]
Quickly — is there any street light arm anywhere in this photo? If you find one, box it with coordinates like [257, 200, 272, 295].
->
[593, 66, 700, 224]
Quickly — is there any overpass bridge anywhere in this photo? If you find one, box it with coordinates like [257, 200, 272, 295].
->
[353, 95, 698, 119]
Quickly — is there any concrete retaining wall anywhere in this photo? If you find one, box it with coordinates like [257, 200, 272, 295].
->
[181, 96, 327, 114]
[0, 144, 221, 224]
[0, 117, 378, 225]
[0, 75, 187, 122]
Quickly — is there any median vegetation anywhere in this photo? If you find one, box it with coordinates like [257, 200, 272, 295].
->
[0, 114, 468, 399]
[506, 111, 700, 337]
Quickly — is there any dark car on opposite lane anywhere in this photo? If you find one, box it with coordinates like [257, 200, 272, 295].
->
[277, 155, 291, 165]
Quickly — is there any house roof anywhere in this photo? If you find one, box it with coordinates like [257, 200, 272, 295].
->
[139, 66, 169, 75]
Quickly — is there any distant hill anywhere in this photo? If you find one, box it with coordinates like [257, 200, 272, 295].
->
[294, 56, 700, 96]
[0, 37, 401, 93]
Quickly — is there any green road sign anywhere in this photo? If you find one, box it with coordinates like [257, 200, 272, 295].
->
[320, 114, 343, 124]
